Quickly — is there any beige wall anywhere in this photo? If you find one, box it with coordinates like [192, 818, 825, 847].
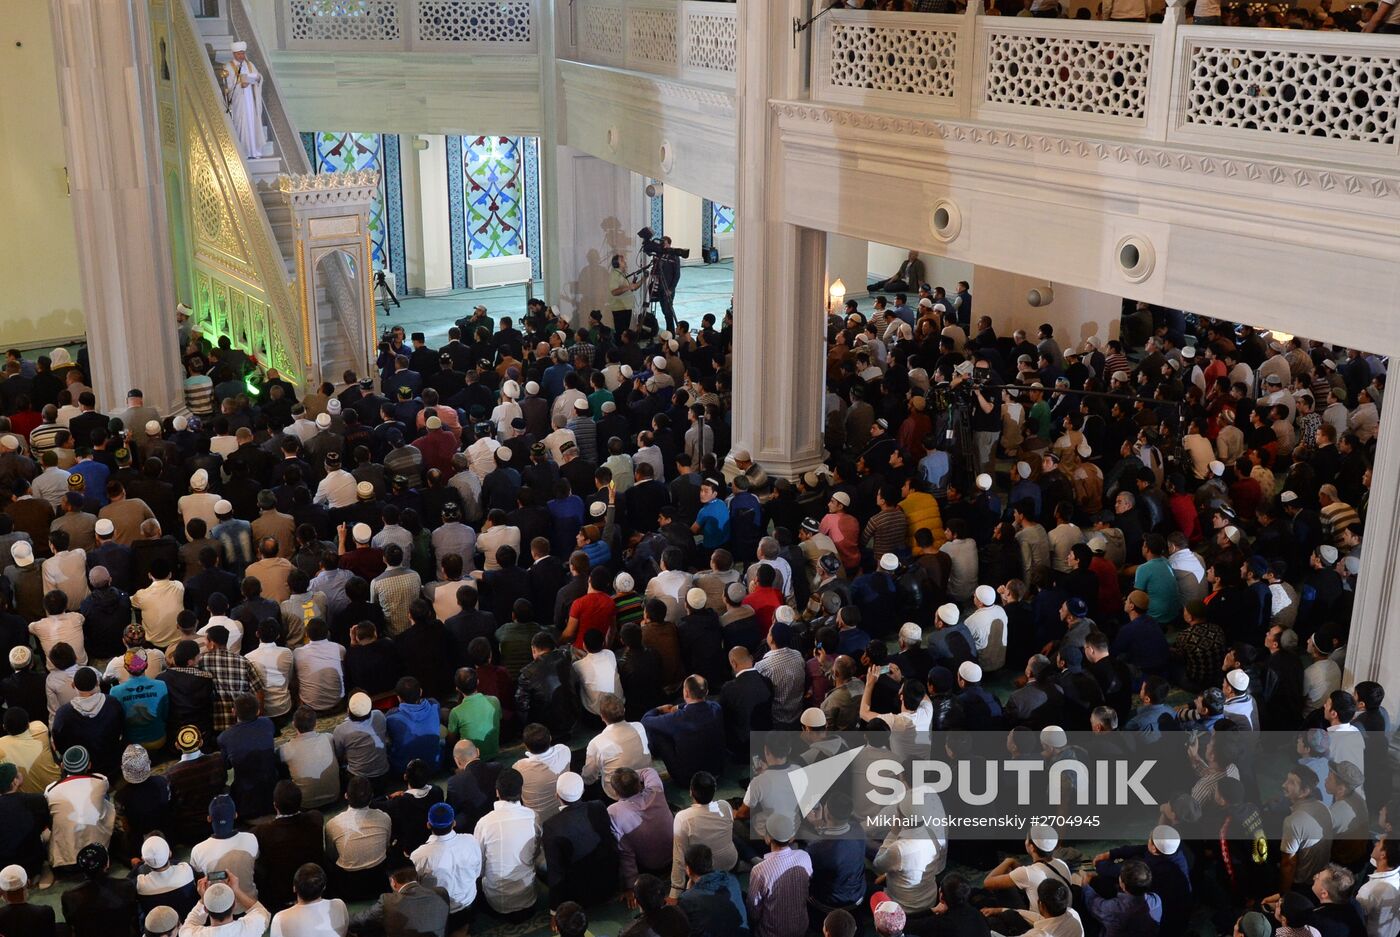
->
[971, 265, 1121, 348]
[867, 241, 974, 296]
[662, 184, 704, 261]
[0, 0, 85, 348]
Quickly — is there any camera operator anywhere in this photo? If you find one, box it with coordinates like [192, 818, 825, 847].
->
[637, 228, 686, 335]
[654, 237, 682, 333]
[949, 359, 1001, 476]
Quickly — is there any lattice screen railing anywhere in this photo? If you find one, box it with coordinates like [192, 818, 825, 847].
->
[281, 0, 535, 50]
[817, 14, 962, 107]
[980, 26, 1154, 123]
[570, 0, 737, 85]
[1179, 39, 1400, 148]
[808, 9, 1400, 163]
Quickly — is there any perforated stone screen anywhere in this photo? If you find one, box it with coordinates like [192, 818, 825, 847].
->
[829, 22, 958, 99]
[1183, 44, 1399, 147]
[983, 32, 1151, 121]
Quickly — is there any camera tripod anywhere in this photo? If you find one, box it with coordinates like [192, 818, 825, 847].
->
[637, 253, 679, 337]
[374, 270, 401, 315]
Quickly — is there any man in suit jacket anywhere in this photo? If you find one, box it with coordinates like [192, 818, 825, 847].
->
[526, 539, 570, 611]
[624, 463, 671, 534]
[540, 772, 619, 911]
[67, 394, 109, 451]
[349, 865, 449, 937]
[252, 781, 327, 913]
[869, 249, 926, 295]
[444, 739, 500, 835]
[717, 646, 773, 764]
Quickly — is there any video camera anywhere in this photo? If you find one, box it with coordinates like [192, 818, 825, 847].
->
[637, 227, 690, 260]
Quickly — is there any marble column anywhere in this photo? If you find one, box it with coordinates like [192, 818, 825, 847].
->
[1344, 395, 1400, 708]
[538, 0, 566, 311]
[398, 135, 427, 294]
[413, 135, 454, 295]
[730, 0, 829, 480]
[49, 0, 184, 415]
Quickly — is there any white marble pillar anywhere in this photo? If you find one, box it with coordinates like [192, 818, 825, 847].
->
[538, 0, 566, 310]
[49, 0, 184, 415]
[398, 135, 427, 294]
[730, 0, 829, 480]
[416, 135, 454, 295]
[1345, 396, 1400, 705]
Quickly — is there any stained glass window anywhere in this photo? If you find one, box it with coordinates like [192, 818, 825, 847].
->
[308, 131, 398, 272]
[464, 135, 525, 258]
[712, 203, 735, 237]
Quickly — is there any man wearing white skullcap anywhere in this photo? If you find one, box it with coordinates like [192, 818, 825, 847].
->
[955, 660, 1003, 724]
[927, 602, 974, 666]
[964, 585, 1009, 672]
[984, 824, 1071, 911]
[225, 41, 266, 159]
[1222, 668, 1259, 729]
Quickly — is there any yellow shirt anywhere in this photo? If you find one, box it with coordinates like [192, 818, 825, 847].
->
[0, 722, 61, 793]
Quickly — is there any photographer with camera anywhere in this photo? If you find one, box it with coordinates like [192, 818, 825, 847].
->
[942, 358, 1001, 478]
[636, 228, 687, 335]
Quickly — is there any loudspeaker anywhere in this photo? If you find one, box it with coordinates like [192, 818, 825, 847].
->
[702, 247, 719, 264]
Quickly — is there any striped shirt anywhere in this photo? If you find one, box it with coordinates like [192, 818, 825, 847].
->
[748, 847, 813, 937]
[1321, 501, 1360, 546]
[615, 591, 645, 629]
[184, 374, 215, 416]
[863, 508, 909, 559]
[28, 422, 65, 452]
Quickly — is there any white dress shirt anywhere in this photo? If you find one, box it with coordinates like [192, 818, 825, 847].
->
[179, 900, 271, 937]
[473, 800, 540, 913]
[200, 614, 243, 655]
[314, 470, 358, 509]
[574, 649, 622, 716]
[30, 612, 87, 666]
[670, 800, 738, 896]
[246, 642, 294, 717]
[582, 721, 651, 800]
[410, 829, 483, 912]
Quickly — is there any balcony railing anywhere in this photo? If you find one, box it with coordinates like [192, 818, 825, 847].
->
[571, 0, 737, 86]
[810, 7, 1400, 169]
[277, 0, 535, 52]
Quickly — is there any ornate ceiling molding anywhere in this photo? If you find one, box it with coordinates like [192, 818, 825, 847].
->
[771, 101, 1400, 201]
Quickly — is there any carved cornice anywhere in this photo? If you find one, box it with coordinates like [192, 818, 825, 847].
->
[772, 101, 1400, 200]
[269, 170, 382, 208]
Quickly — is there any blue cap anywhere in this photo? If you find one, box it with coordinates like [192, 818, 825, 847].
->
[1067, 598, 1088, 618]
[428, 802, 456, 831]
[209, 793, 237, 834]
